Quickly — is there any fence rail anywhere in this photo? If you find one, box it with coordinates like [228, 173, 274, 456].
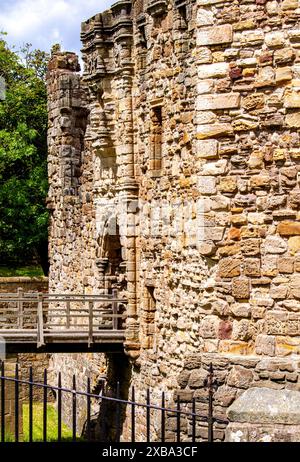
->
[0, 291, 127, 348]
[0, 363, 227, 443]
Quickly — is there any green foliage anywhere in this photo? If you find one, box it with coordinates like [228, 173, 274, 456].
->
[0, 35, 49, 273]
[0, 265, 44, 277]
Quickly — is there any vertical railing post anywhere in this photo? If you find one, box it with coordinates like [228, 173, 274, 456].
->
[88, 301, 93, 347]
[37, 294, 44, 348]
[131, 387, 135, 443]
[192, 398, 196, 443]
[161, 392, 165, 443]
[87, 377, 91, 442]
[29, 367, 33, 443]
[112, 289, 118, 330]
[43, 369, 47, 442]
[208, 363, 214, 443]
[17, 288, 23, 329]
[57, 373, 62, 442]
[72, 375, 77, 442]
[15, 363, 19, 442]
[176, 397, 181, 443]
[115, 382, 121, 442]
[66, 296, 70, 329]
[1, 362, 5, 442]
[146, 389, 150, 443]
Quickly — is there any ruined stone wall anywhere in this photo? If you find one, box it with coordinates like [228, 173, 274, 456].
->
[0, 277, 48, 294]
[130, 0, 300, 391]
[47, 0, 300, 441]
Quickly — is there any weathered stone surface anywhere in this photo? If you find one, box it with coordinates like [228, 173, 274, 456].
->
[196, 123, 233, 139]
[232, 278, 250, 300]
[255, 334, 276, 356]
[197, 25, 233, 46]
[278, 221, 300, 236]
[227, 388, 300, 425]
[197, 93, 240, 111]
[218, 258, 242, 278]
[286, 113, 300, 127]
[225, 422, 300, 442]
[198, 63, 229, 79]
[284, 90, 300, 108]
[196, 139, 218, 158]
[227, 366, 253, 389]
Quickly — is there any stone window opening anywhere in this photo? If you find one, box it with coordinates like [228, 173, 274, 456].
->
[178, 5, 188, 29]
[150, 105, 163, 175]
[138, 24, 147, 49]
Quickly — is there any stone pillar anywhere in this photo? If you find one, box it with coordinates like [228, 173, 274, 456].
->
[116, 69, 140, 357]
[226, 387, 300, 442]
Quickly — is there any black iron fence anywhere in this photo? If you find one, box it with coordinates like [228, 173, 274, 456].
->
[0, 362, 227, 443]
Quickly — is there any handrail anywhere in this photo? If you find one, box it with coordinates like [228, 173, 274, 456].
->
[0, 291, 127, 347]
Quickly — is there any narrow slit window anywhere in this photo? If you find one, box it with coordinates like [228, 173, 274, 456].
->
[178, 4, 188, 29]
[139, 25, 147, 49]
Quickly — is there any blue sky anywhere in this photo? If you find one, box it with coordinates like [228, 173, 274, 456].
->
[0, 0, 114, 55]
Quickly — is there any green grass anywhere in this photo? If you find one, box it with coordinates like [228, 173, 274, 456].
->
[0, 431, 15, 442]
[0, 266, 45, 277]
[22, 403, 74, 442]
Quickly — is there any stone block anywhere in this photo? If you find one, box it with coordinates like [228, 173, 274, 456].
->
[274, 47, 296, 65]
[261, 255, 278, 276]
[288, 236, 300, 255]
[250, 173, 270, 189]
[227, 366, 253, 389]
[197, 8, 214, 27]
[278, 257, 294, 273]
[196, 123, 233, 139]
[218, 320, 232, 340]
[197, 176, 217, 195]
[225, 422, 300, 442]
[196, 139, 218, 158]
[198, 62, 229, 79]
[202, 159, 227, 175]
[218, 176, 237, 193]
[241, 238, 261, 256]
[227, 387, 300, 424]
[242, 93, 264, 111]
[230, 303, 251, 318]
[188, 369, 208, 388]
[244, 258, 261, 277]
[284, 90, 300, 108]
[199, 315, 219, 339]
[263, 235, 287, 254]
[278, 221, 300, 236]
[232, 278, 250, 300]
[218, 257, 242, 278]
[286, 113, 300, 128]
[276, 67, 293, 83]
[265, 31, 286, 48]
[197, 93, 240, 111]
[197, 25, 233, 46]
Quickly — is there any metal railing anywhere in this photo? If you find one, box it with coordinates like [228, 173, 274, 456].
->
[0, 363, 227, 443]
[0, 290, 127, 347]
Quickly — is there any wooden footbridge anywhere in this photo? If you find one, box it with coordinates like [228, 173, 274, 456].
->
[0, 290, 127, 353]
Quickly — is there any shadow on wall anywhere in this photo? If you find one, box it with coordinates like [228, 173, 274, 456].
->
[82, 352, 132, 442]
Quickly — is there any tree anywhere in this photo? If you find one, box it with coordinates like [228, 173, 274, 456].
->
[0, 35, 50, 274]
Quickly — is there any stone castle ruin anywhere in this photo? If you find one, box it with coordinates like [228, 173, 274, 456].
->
[46, 0, 300, 441]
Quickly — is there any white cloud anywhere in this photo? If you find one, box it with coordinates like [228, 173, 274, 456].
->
[0, 0, 114, 54]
